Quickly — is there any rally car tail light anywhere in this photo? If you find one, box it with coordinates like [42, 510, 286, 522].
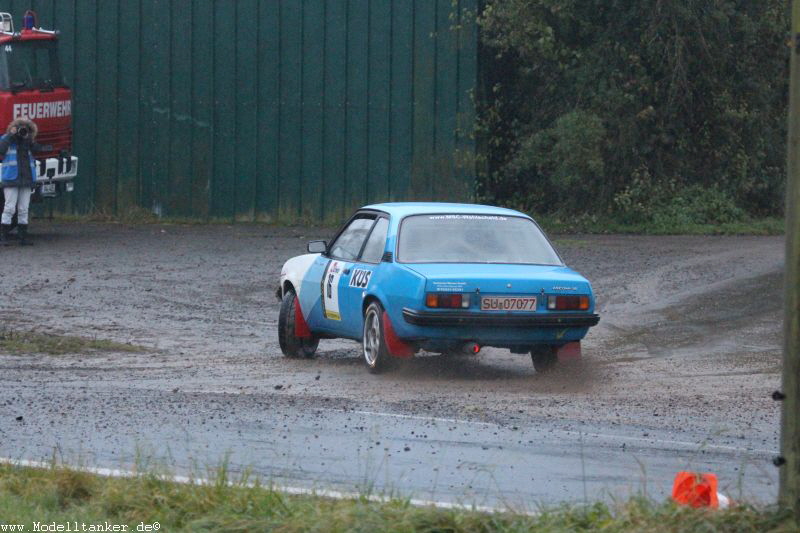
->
[426, 292, 470, 308]
[547, 295, 589, 311]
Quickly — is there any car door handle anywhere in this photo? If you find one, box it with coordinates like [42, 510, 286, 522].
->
[343, 268, 351, 275]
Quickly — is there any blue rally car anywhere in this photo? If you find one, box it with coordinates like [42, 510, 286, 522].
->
[277, 203, 599, 373]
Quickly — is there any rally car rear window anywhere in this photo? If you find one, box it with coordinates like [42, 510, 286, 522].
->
[398, 214, 562, 265]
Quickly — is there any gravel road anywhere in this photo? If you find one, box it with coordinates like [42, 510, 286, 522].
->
[0, 221, 785, 508]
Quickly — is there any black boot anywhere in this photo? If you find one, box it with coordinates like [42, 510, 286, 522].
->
[0, 224, 10, 246]
[18, 224, 32, 246]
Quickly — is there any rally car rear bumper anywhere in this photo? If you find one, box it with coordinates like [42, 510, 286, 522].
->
[401, 308, 600, 328]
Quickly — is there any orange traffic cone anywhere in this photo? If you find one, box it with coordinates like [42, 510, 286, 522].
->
[672, 471, 722, 508]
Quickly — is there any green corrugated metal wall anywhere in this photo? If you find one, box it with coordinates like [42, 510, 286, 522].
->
[0, 0, 478, 222]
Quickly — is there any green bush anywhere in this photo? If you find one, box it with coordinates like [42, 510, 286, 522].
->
[652, 186, 746, 228]
[508, 110, 606, 213]
[477, 0, 788, 225]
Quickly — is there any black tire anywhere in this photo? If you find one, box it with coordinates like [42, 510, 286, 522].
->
[531, 346, 557, 373]
[278, 289, 318, 358]
[362, 301, 394, 374]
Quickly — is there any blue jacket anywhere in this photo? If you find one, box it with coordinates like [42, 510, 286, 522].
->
[0, 134, 38, 186]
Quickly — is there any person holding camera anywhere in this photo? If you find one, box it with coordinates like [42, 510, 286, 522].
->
[0, 118, 47, 246]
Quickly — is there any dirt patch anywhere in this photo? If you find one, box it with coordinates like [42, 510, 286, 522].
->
[0, 221, 784, 460]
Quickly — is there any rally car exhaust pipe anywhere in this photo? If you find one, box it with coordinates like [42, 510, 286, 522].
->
[462, 342, 481, 355]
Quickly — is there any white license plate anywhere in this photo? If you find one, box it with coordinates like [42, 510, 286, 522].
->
[41, 182, 56, 195]
[480, 296, 537, 311]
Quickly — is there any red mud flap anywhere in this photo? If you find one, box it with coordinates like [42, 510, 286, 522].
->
[382, 311, 414, 358]
[556, 341, 581, 361]
[294, 298, 312, 338]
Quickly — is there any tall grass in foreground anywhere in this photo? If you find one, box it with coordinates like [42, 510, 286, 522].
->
[0, 464, 796, 532]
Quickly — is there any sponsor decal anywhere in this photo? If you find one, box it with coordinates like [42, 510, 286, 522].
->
[348, 269, 372, 289]
[321, 260, 347, 320]
[427, 214, 507, 221]
[431, 280, 466, 292]
[13, 100, 72, 119]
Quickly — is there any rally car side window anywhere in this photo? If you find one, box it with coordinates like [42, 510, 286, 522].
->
[359, 217, 389, 264]
[328, 216, 375, 261]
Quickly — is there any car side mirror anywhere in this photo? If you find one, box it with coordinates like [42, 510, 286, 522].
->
[307, 240, 327, 254]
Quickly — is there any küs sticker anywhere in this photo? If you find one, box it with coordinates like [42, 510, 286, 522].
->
[349, 269, 372, 289]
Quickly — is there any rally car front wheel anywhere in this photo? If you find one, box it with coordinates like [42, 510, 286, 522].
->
[278, 289, 318, 358]
[363, 301, 393, 374]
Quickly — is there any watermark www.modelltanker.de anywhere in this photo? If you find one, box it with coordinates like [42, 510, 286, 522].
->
[0, 522, 160, 532]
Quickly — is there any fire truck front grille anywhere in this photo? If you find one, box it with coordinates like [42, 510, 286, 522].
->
[35, 128, 72, 158]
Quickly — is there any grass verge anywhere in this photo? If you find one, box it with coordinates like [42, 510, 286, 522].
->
[536, 215, 785, 236]
[50, 207, 341, 228]
[49, 209, 784, 236]
[0, 463, 795, 532]
[0, 330, 144, 355]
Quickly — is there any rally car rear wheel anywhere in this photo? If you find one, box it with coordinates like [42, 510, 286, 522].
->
[278, 289, 318, 358]
[531, 346, 557, 373]
[363, 301, 393, 374]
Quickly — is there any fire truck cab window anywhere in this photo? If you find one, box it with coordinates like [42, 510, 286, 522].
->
[0, 40, 65, 91]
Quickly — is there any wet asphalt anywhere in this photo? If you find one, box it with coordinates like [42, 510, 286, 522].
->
[0, 222, 785, 508]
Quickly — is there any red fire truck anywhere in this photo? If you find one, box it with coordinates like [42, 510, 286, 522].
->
[0, 11, 77, 201]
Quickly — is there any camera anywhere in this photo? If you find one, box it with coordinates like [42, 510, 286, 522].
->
[15, 126, 28, 139]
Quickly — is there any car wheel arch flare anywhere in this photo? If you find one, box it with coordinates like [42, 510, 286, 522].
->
[362, 294, 379, 317]
[361, 294, 382, 333]
[363, 295, 413, 358]
[282, 282, 312, 339]
[282, 280, 295, 299]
